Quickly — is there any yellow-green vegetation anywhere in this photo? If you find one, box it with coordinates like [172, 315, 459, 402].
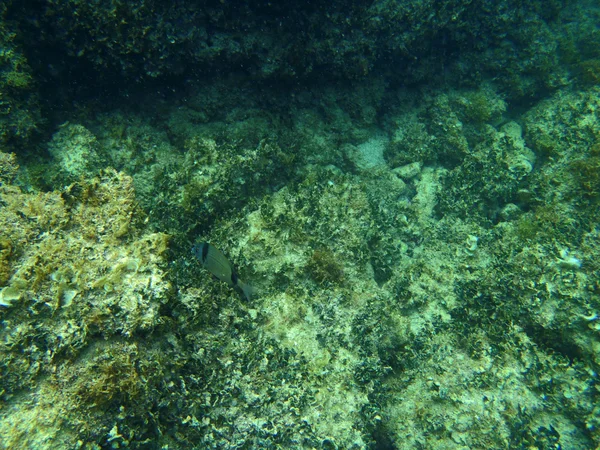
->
[570, 154, 600, 196]
[308, 248, 346, 285]
[0, 155, 172, 447]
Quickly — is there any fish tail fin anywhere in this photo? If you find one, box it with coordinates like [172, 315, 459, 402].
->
[239, 282, 254, 301]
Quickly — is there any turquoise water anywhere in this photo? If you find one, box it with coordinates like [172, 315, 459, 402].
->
[1, 1, 599, 448]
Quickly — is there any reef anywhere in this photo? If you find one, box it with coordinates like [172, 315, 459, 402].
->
[1, 0, 600, 449]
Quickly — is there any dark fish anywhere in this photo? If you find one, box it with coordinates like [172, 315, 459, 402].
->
[192, 242, 253, 300]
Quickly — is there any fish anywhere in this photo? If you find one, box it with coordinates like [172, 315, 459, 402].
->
[192, 242, 253, 301]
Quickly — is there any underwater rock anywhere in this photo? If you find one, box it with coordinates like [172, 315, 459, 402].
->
[345, 133, 389, 171]
[392, 161, 422, 180]
[0, 158, 172, 448]
[47, 124, 103, 179]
